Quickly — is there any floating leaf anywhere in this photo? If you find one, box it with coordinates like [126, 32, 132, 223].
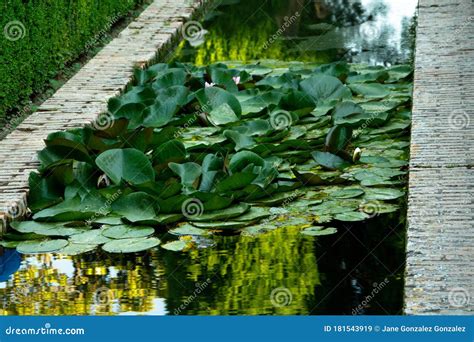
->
[142, 101, 177, 128]
[169, 224, 210, 236]
[312, 151, 350, 170]
[10, 60, 412, 255]
[33, 194, 107, 222]
[168, 162, 202, 190]
[90, 216, 123, 225]
[57, 243, 97, 255]
[301, 226, 338, 236]
[101, 225, 155, 239]
[111, 192, 156, 222]
[364, 188, 405, 200]
[69, 229, 112, 245]
[229, 151, 265, 173]
[17, 239, 69, 254]
[152, 140, 186, 171]
[234, 206, 271, 221]
[11, 221, 60, 234]
[331, 188, 364, 199]
[191, 221, 248, 229]
[161, 240, 188, 252]
[300, 75, 351, 104]
[189, 203, 250, 222]
[349, 83, 389, 99]
[334, 211, 370, 222]
[102, 237, 161, 253]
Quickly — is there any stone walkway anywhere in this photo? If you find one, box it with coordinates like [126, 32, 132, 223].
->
[405, 0, 473, 314]
[0, 0, 204, 232]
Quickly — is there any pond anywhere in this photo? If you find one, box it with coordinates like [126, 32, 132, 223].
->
[0, 0, 417, 315]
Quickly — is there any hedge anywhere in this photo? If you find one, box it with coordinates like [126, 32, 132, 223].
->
[0, 0, 146, 120]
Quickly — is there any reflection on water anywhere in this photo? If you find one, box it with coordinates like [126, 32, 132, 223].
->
[172, 0, 417, 65]
[0, 0, 414, 316]
[0, 215, 405, 315]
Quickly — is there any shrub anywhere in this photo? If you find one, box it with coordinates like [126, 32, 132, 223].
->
[0, 0, 145, 120]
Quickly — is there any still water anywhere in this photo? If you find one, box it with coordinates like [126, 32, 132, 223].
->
[0, 0, 416, 315]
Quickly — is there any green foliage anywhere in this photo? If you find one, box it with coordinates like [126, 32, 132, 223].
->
[5, 60, 412, 254]
[0, 0, 145, 119]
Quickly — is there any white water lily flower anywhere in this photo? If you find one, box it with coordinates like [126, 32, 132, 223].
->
[204, 81, 215, 88]
[232, 76, 240, 84]
[352, 147, 362, 162]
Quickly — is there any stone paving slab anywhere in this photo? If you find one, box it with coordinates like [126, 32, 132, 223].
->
[405, 0, 474, 314]
[0, 0, 204, 232]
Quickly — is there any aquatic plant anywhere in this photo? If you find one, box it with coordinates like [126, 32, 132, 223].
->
[1, 60, 412, 254]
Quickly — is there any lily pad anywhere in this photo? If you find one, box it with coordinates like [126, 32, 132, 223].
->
[8, 61, 412, 255]
[233, 206, 271, 221]
[11, 221, 90, 236]
[189, 203, 250, 222]
[334, 211, 370, 222]
[364, 188, 405, 200]
[169, 224, 210, 236]
[102, 237, 161, 253]
[11, 221, 60, 234]
[161, 240, 189, 251]
[300, 75, 351, 103]
[69, 229, 112, 245]
[301, 226, 338, 236]
[349, 83, 389, 99]
[331, 188, 365, 199]
[57, 243, 97, 255]
[90, 216, 124, 225]
[101, 225, 155, 239]
[191, 221, 248, 229]
[111, 192, 156, 222]
[312, 151, 350, 170]
[17, 239, 69, 254]
[33, 194, 107, 222]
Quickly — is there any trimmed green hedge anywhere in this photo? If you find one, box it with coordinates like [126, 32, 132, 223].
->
[0, 0, 145, 119]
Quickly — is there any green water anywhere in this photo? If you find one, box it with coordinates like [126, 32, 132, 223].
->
[0, 0, 416, 315]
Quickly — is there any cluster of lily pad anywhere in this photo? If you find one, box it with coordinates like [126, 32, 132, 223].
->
[2, 60, 412, 254]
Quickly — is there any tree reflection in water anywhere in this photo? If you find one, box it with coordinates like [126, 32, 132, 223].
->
[172, 0, 415, 66]
[0, 228, 319, 315]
